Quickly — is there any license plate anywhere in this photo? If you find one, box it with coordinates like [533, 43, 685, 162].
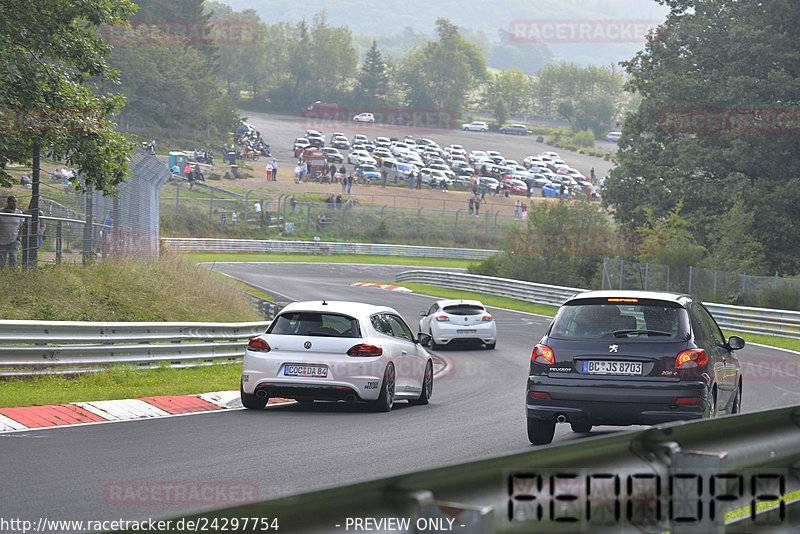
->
[457, 329, 477, 334]
[583, 360, 642, 375]
[284, 365, 328, 378]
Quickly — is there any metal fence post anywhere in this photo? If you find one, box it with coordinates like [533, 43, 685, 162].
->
[644, 262, 649, 290]
[454, 209, 461, 240]
[619, 258, 624, 289]
[175, 183, 181, 218]
[55, 221, 62, 265]
[209, 188, 214, 223]
[244, 190, 252, 225]
[689, 265, 693, 294]
[82, 185, 93, 264]
[417, 207, 423, 226]
[380, 205, 387, 225]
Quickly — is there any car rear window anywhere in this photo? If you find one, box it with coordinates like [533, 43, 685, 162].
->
[550, 299, 687, 339]
[267, 312, 360, 338]
[443, 304, 485, 315]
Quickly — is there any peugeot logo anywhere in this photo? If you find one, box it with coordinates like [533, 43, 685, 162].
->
[304, 341, 312, 349]
[609, 344, 619, 353]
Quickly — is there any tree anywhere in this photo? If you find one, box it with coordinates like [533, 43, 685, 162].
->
[399, 19, 487, 115]
[636, 200, 707, 267]
[482, 68, 532, 115]
[0, 0, 137, 266]
[357, 40, 389, 106]
[470, 200, 613, 288]
[606, 0, 800, 273]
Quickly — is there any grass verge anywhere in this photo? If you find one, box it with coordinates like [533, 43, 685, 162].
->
[188, 252, 476, 269]
[0, 363, 242, 409]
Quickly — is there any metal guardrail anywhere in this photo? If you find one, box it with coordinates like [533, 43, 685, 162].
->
[248, 295, 285, 320]
[161, 238, 498, 261]
[0, 321, 269, 377]
[167, 405, 800, 533]
[396, 269, 584, 307]
[396, 270, 800, 339]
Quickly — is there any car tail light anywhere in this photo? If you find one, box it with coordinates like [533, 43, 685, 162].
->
[676, 397, 699, 405]
[247, 338, 271, 353]
[435, 315, 449, 322]
[482, 315, 493, 321]
[675, 349, 708, 368]
[532, 344, 555, 365]
[347, 344, 383, 357]
[531, 392, 551, 400]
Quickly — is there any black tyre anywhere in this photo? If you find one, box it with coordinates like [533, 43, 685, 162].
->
[372, 364, 395, 412]
[485, 342, 496, 350]
[240, 383, 267, 410]
[409, 361, 433, 406]
[527, 418, 556, 445]
[570, 422, 592, 433]
[731, 383, 742, 414]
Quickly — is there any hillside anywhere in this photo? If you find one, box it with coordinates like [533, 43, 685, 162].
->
[218, 0, 668, 68]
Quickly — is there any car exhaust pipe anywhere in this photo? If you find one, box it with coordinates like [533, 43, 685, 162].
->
[344, 394, 357, 402]
[557, 415, 567, 424]
[255, 390, 267, 398]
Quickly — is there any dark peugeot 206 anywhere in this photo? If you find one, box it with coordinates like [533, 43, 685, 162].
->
[526, 291, 744, 445]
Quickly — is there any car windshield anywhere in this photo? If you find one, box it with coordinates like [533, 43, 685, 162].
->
[267, 312, 361, 338]
[550, 300, 687, 340]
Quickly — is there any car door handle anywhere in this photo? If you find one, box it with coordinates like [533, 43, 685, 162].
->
[401, 350, 408, 355]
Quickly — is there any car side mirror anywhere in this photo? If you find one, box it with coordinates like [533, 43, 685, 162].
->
[417, 332, 431, 345]
[727, 335, 745, 351]
[419, 311, 426, 316]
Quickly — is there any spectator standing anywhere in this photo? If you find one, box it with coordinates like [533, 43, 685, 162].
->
[341, 174, 347, 192]
[559, 182, 565, 199]
[600, 176, 605, 190]
[347, 174, 353, 194]
[220, 208, 227, 229]
[231, 211, 238, 227]
[381, 170, 387, 188]
[329, 165, 336, 183]
[294, 164, 302, 183]
[265, 162, 272, 181]
[0, 196, 24, 268]
[183, 162, 191, 177]
[271, 159, 278, 181]
[521, 202, 528, 220]
[590, 168, 596, 183]
[290, 195, 297, 212]
[474, 196, 481, 216]
[468, 196, 474, 215]
[223, 144, 228, 164]
[253, 201, 262, 225]
[514, 199, 521, 219]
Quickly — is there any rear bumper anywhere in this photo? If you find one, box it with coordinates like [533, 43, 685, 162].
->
[526, 375, 710, 426]
[254, 382, 364, 401]
[433, 322, 496, 344]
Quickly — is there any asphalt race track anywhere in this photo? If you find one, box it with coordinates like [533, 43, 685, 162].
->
[1, 263, 798, 527]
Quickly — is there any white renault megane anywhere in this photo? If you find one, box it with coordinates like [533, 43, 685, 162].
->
[241, 301, 434, 412]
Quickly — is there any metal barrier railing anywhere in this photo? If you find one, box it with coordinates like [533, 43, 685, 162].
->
[161, 237, 498, 260]
[168, 405, 800, 533]
[0, 320, 269, 377]
[396, 270, 800, 339]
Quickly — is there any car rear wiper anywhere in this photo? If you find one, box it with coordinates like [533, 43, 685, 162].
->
[613, 329, 672, 337]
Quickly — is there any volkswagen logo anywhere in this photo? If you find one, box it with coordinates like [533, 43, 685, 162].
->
[304, 341, 312, 349]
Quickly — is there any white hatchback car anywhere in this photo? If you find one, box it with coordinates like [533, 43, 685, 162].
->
[353, 112, 375, 123]
[419, 300, 497, 349]
[241, 301, 433, 412]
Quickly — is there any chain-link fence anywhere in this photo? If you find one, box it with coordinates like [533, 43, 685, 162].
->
[601, 257, 800, 310]
[3, 153, 170, 266]
[160, 182, 521, 249]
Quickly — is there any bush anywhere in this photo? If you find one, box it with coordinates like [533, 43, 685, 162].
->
[572, 130, 596, 148]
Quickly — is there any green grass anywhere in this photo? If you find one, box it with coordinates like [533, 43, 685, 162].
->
[0, 256, 262, 321]
[0, 363, 243, 408]
[187, 252, 478, 269]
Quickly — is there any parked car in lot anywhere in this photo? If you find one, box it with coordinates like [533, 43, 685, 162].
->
[352, 134, 368, 145]
[502, 177, 528, 195]
[347, 150, 376, 166]
[461, 121, 489, 132]
[330, 136, 350, 150]
[322, 147, 344, 163]
[541, 182, 562, 198]
[356, 164, 381, 182]
[305, 130, 325, 148]
[525, 291, 744, 444]
[606, 131, 621, 142]
[419, 168, 453, 187]
[419, 299, 496, 349]
[353, 112, 375, 123]
[499, 123, 529, 135]
[486, 150, 504, 164]
[241, 301, 434, 412]
[293, 137, 311, 157]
